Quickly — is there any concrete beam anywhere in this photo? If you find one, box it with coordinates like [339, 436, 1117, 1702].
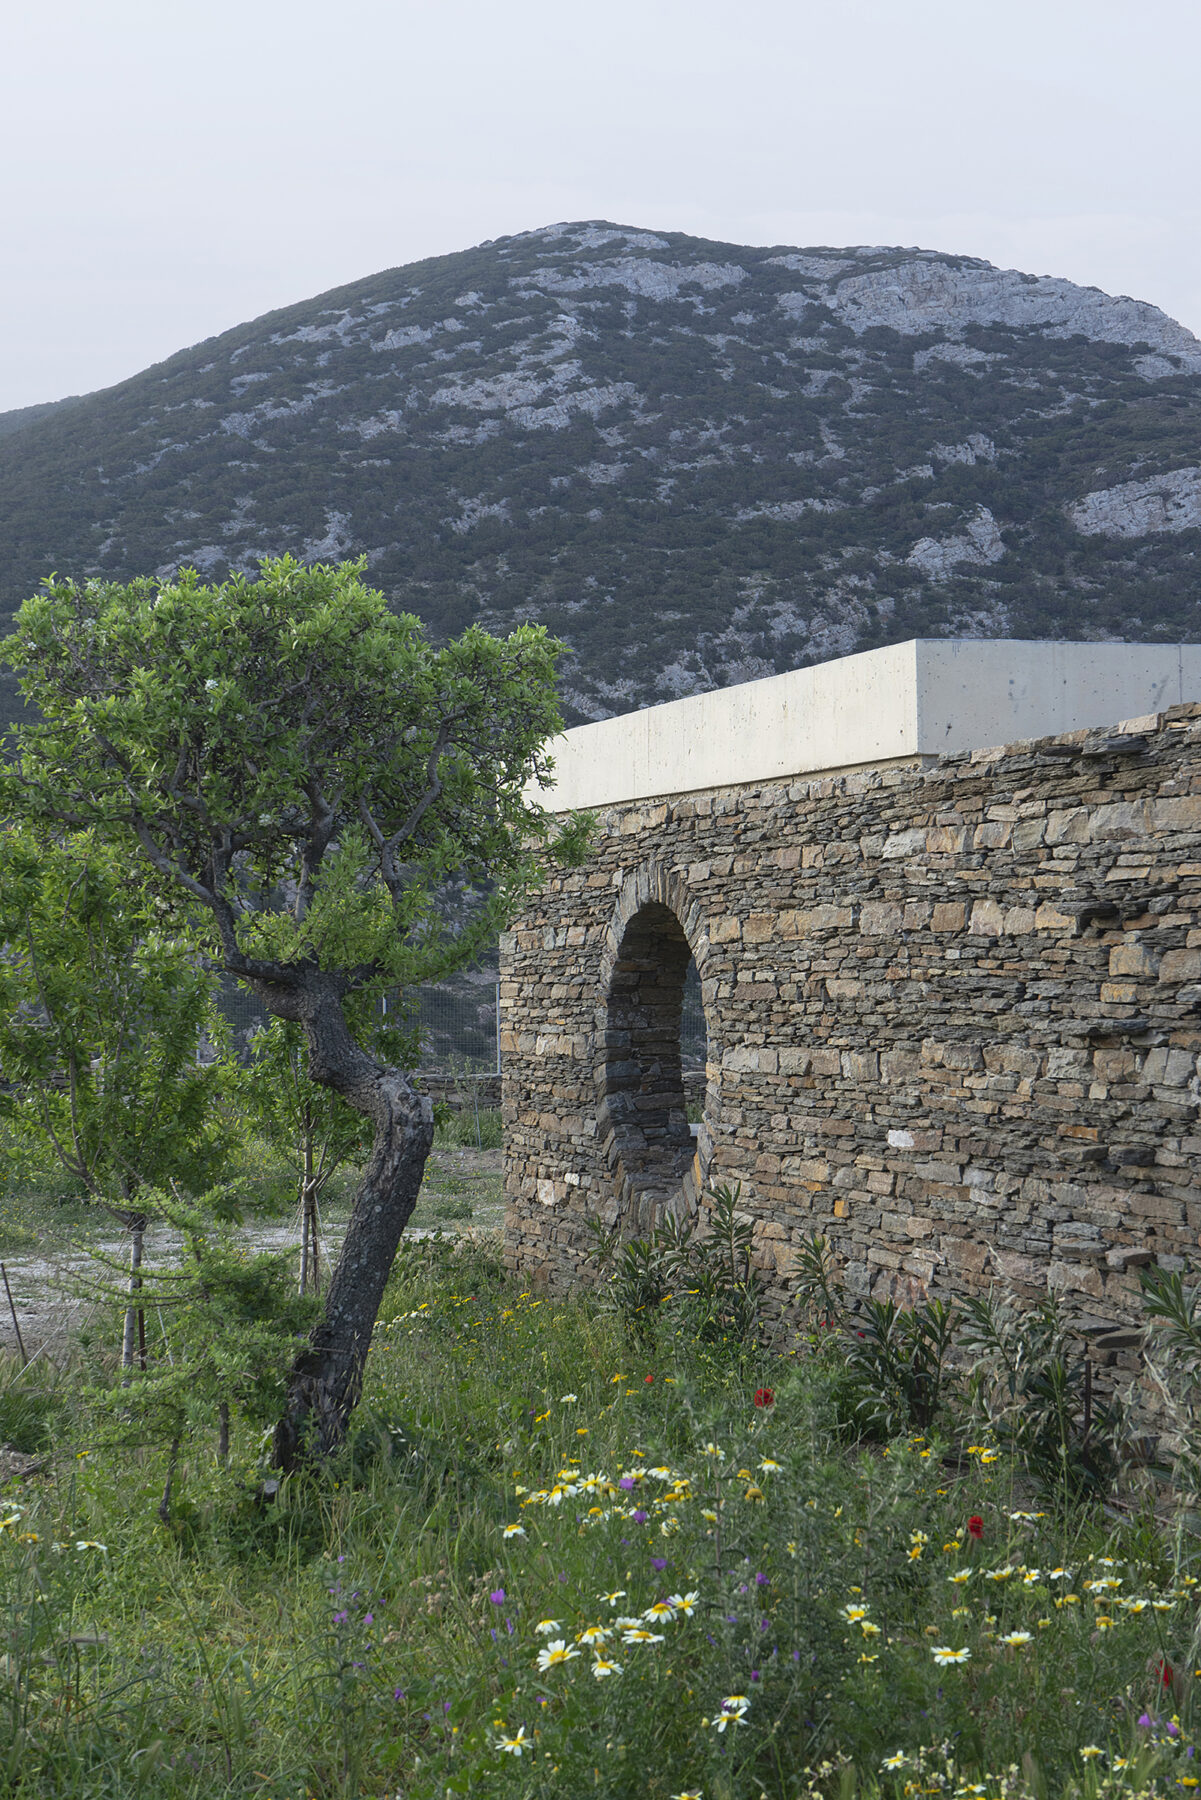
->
[530, 639, 1201, 813]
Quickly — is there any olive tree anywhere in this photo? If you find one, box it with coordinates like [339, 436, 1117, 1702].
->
[4, 557, 579, 1464]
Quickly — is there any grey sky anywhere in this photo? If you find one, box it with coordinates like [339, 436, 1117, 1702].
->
[3, 0, 1199, 412]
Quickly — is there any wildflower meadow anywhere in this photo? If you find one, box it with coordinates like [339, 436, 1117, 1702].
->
[2, 1227, 1201, 1800]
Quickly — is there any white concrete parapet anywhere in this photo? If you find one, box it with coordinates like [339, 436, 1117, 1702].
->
[530, 639, 1201, 813]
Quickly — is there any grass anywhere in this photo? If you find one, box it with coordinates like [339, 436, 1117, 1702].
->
[0, 1230, 1199, 1799]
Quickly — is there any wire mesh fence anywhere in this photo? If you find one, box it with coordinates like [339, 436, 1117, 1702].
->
[217, 956, 706, 1077]
[216, 977, 502, 1074]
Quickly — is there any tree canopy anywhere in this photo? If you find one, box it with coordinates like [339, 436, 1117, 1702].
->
[5, 555, 576, 1003]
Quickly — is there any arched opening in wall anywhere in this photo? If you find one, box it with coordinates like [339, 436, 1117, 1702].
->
[599, 902, 703, 1230]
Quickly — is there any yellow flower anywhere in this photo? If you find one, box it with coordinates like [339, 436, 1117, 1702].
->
[643, 1601, 676, 1622]
[497, 1727, 529, 1756]
[931, 1646, 970, 1665]
[535, 1639, 580, 1672]
[1094, 1615, 1115, 1631]
[576, 1625, 610, 1645]
[742, 1484, 765, 1504]
[591, 1655, 622, 1678]
[535, 1619, 562, 1635]
[1078, 1746, 1104, 1761]
[858, 1652, 879, 1664]
[502, 1524, 526, 1539]
[841, 1605, 869, 1623]
[860, 1621, 881, 1638]
[948, 1571, 972, 1585]
[1001, 1631, 1032, 1648]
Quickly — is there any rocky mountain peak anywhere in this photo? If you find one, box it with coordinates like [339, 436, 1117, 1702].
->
[1, 220, 1199, 723]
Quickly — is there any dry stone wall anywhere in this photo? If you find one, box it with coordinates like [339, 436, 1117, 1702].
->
[501, 704, 1201, 1350]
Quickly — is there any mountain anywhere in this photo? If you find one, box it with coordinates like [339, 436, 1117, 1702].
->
[2, 221, 1200, 724]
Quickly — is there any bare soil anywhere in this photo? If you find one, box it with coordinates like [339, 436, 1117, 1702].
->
[0, 1146, 504, 1360]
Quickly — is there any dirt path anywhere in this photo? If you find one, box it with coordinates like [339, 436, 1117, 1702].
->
[0, 1147, 504, 1361]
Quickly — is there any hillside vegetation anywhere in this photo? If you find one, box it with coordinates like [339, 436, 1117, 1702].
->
[2, 222, 1200, 724]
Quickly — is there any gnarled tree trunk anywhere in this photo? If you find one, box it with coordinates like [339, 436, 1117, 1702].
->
[266, 976, 434, 1469]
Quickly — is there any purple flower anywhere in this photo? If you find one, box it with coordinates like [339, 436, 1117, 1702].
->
[738, 1584, 748, 1594]
[760, 1619, 770, 1632]
[750, 1669, 761, 1682]
[394, 1688, 406, 1701]
[792, 1650, 801, 1662]
[726, 1614, 738, 1624]
[1168, 1722, 1182, 1738]
[444, 1701, 452, 1713]
[332, 1610, 349, 1624]
[1138, 1714, 1154, 1729]
[651, 1556, 668, 1571]
[490, 1589, 505, 1605]
[505, 1618, 514, 1635]
[363, 1613, 373, 1626]
[557, 1572, 568, 1583]
[490, 1629, 497, 1642]
[755, 1573, 769, 1587]
[619, 1477, 635, 1491]
[632, 1509, 648, 1524]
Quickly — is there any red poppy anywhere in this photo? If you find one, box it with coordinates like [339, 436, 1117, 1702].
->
[753, 1388, 775, 1408]
[644, 1374, 654, 1384]
[967, 1515, 984, 1540]
[1157, 1657, 1174, 1688]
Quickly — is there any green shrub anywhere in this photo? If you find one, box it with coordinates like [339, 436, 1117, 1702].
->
[433, 1105, 504, 1150]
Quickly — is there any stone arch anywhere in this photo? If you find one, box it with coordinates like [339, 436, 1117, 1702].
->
[595, 862, 717, 1233]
